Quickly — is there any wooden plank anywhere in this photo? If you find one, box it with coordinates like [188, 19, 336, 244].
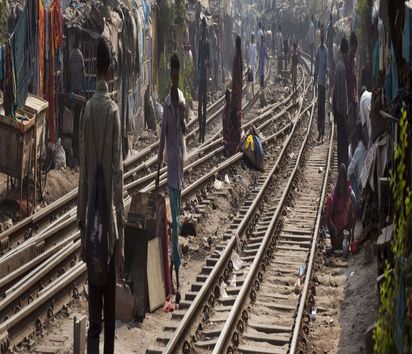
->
[147, 234, 166, 312]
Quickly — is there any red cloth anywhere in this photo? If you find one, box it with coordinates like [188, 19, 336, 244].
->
[225, 48, 243, 155]
[325, 183, 356, 234]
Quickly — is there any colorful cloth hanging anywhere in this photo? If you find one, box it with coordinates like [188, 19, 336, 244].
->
[12, 4, 29, 108]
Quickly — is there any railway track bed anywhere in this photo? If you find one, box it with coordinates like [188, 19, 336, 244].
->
[0, 57, 323, 353]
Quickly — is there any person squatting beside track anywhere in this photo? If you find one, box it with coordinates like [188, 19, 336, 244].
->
[77, 37, 124, 354]
[157, 53, 186, 298]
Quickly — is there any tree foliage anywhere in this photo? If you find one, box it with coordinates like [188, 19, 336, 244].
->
[374, 105, 412, 352]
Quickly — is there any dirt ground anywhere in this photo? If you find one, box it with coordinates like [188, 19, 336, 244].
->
[29, 173, 251, 354]
[0, 167, 79, 232]
[306, 220, 378, 354]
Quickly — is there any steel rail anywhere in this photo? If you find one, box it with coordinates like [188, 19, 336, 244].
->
[0, 84, 233, 255]
[212, 87, 317, 354]
[289, 122, 335, 354]
[159, 71, 310, 354]
[0, 59, 301, 351]
[141, 65, 306, 193]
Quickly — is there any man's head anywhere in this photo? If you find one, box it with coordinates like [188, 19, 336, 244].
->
[320, 24, 325, 44]
[170, 53, 180, 89]
[251, 33, 254, 43]
[340, 37, 349, 56]
[96, 37, 111, 80]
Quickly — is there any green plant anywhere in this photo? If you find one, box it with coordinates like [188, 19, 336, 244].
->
[374, 104, 412, 352]
[355, 0, 372, 56]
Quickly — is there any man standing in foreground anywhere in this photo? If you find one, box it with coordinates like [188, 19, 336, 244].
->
[314, 24, 328, 143]
[198, 17, 210, 143]
[333, 37, 349, 168]
[156, 53, 186, 296]
[78, 37, 124, 354]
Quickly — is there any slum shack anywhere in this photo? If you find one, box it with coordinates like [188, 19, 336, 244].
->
[0, 95, 48, 217]
[62, 0, 157, 156]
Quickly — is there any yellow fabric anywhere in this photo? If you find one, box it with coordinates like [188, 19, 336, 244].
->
[245, 134, 255, 151]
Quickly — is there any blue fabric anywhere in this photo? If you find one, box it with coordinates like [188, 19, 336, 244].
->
[168, 185, 181, 270]
[141, 0, 151, 26]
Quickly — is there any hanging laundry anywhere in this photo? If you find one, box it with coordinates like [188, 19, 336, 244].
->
[3, 42, 16, 117]
[12, 4, 29, 108]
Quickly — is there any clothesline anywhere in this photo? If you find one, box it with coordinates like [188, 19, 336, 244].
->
[0, 0, 63, 143]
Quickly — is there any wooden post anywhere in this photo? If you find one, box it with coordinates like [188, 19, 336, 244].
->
[73, 315, 86, 354]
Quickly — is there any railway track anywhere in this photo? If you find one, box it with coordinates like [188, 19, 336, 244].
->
[145, 58, 318, 353]
[0, 56, 305, 352]
[146, 63, 333, 354]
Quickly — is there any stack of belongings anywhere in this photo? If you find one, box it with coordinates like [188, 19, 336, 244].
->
[240, 126, 264, 171]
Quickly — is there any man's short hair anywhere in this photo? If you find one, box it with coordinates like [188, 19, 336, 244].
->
[96, 37, 111, 76]
[170, 53, 180, 72]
